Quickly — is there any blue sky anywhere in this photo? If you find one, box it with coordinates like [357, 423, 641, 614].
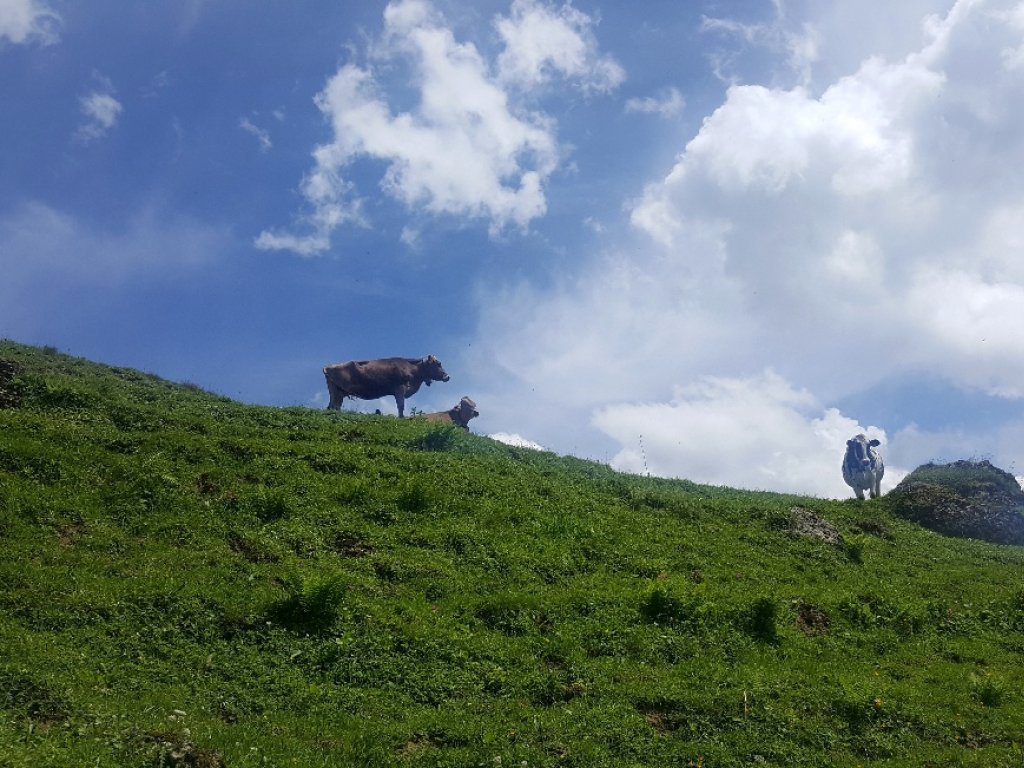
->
[4, 0, 1024, 497]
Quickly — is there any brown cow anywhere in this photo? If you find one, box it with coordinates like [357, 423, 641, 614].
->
[421, 396, 479, 430]
[323, 355, 450, 417]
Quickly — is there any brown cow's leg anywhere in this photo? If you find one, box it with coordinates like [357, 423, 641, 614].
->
[394, 392, 405, 418]
[325, 377, 343, 410]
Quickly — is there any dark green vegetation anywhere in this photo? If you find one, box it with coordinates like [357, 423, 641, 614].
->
[2, 340, 1024, 767]
[890, 460, 1024, 546]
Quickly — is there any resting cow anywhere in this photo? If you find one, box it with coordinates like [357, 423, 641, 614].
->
[420, 396, 479, 430]
[323, 355, 450, 417]
[842, 434, 884, 500]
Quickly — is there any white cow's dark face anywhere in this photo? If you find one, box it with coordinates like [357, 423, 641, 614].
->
[847, 439, 869, 468]
[846, 435, 880, 468]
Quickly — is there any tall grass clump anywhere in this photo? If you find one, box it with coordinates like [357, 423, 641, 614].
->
[268, 570, 348, 633]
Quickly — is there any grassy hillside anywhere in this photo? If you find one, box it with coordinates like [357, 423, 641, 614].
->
[1, 340, 1023, 767]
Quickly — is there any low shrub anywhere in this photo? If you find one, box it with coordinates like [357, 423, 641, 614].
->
[268, 571, 348, 633]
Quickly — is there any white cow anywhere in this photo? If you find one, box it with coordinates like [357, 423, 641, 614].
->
[842, 434, 884, 500]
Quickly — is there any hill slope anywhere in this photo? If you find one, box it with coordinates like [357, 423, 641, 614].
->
[1, 340, 1023, 767]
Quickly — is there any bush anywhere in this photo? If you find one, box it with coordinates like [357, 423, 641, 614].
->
[268, 571, 347, 633]
[415, 425, 459, 452]
[972, 673, 1005, 707]
[247, 488, 292, 523]
[640, 587, 710, 630]
[475, 594, 546, 636]
[744, 597, 778, 642]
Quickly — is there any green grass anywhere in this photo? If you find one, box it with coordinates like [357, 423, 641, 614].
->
[2, 339, 1024, 766]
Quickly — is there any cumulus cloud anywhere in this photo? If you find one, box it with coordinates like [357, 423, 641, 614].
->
[489, 432, 547, 451]
[473, 0, 1024, 495]
[494, 0, 625, 91]
[257, 0, 619, 256]
[0, 0, 60, 45]
[628, 0, 1024, 400]
[702, 0, 821, 85]
[74, 80, 123, 144]
[998, 2, 1024, 68]
[887, 416, 1024, 485]
[625, 87, 684, 118]
[594, 371, 900, 498]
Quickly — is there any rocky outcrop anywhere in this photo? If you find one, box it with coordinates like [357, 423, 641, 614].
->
[888, 460, 1024, 545]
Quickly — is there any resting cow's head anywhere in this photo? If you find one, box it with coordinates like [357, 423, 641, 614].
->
[421, 355, 450, 386]
[456, 396, 479, 424]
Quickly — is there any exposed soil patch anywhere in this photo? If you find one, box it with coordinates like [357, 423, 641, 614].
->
[642, 708, 672, 735]
[888, 460, 1024, 545]
[399, 735, 437, 757]
[795, 601, 830, 636]
[329, 531, 373, 558]
[0, 360, 21, 408]
[56, 522, 86, 547]
[195, 473, 220, 496]
[789, 507, 844, 547]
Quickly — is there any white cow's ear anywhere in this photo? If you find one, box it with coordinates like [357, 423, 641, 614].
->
[869, 439, 880, 447]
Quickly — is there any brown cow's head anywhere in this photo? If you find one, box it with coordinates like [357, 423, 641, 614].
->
[421, 355, 450, 385]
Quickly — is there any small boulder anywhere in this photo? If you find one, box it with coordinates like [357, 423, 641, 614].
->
[789, 506, 844, 547]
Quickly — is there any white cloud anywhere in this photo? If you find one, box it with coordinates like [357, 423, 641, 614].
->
[0, 0, 59, 45]
[626, 0, 1024, 400]
[997, 2, 1024, 69]
[494, 0, 625, 92]
[472, 0, 1024, 496]
[489, 432, 547, 451]
[888, 419, 1024, 481]
[702, 0, 821, 86]
[240, 117, 272, 152]
[257, 0, 619, 256]
[75, 84, 123, 144]
[625, 87, 684, 118]
[593, 371, 900, 498]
